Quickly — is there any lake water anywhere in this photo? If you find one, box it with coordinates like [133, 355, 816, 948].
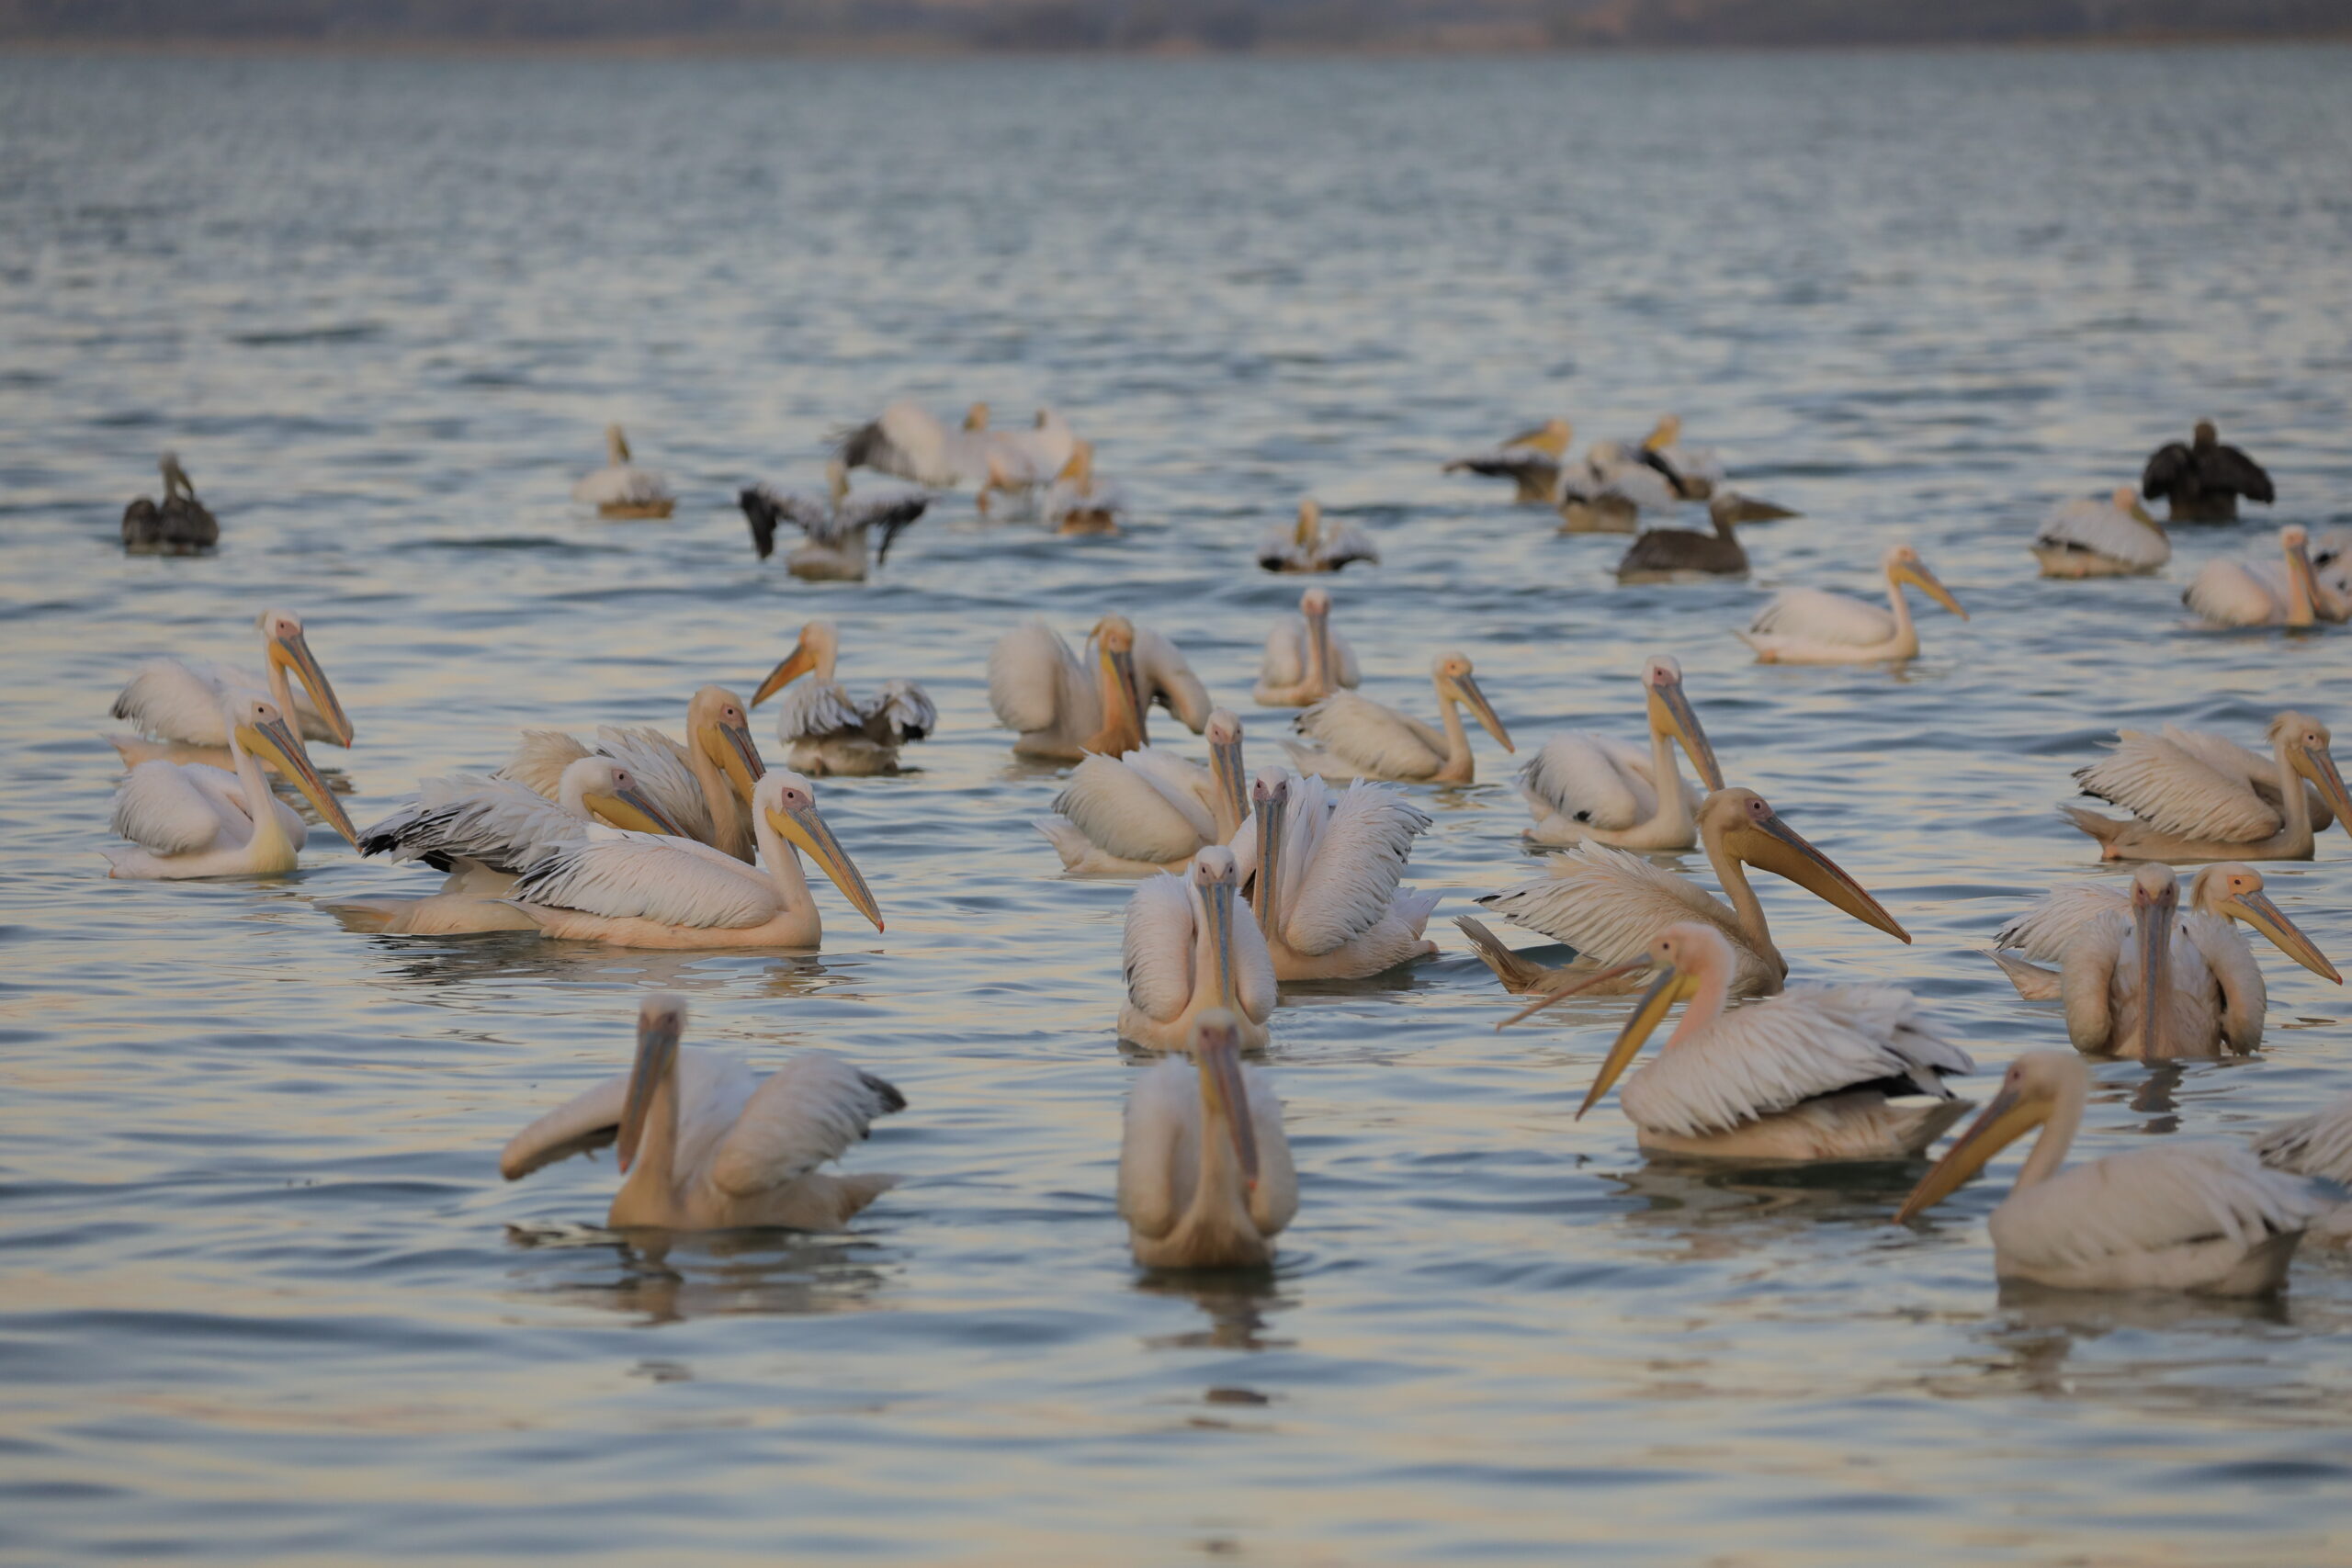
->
[5, 44, 2352, 1564]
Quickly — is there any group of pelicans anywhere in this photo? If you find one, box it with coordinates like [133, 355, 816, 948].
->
[97, 407, 2352, 1292]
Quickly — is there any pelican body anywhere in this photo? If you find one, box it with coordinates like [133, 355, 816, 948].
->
[572, 425, 674, 519]
[110, 607, 355, 771]
[739, 462, 928, 580]
[1257, 501, 1378, 575]
[120, 451, 218, 555]
[1254, 587, 1361, 708]
[504, 687, 767, 863]
[834, 400, 995, 488]
[1286, 652, 1511, 784]
[1043, 443, 1126, 536]
[2185, 525, 2346, 628]
[1037, 710, 1248, 875]
[989, 615, 1212, 760]
[1241, 769, 1441, 980]
[752, 621, 935, 777]
[1518, 655, 1723, 851]
[1442, 419, 1574, 504]
[1738, 546, 1967, 664]
[2031, 487, 2170, 579]
[1119, 849, 1278, 1053]
[2142, 421, 2273, 524]
[1118, 1011, 1297, 1269]
[2065, 713, 2352, 863]
[105, 696, 359, 879]
[1613, 493, 1791, 582]
[2252, 1098, 2352, 1247]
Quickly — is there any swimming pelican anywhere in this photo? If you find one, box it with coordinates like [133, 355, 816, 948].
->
[1895, 1050, 2314, 1294]
[739, 463, 927, 580]
[1631, 414, 1724, 502]
[750, 621, 935, 777]
[1612, 492, 1793, 583]
[508, 771, 881, 950]
[500, 994, 905, 1232]
[1442, 419, 1574, 504]
[120, 451, 218, 555]
[2142, 421, 2273, 524]
[1036, 710, 1249, 875]
[2030, 486, 2170, 579]
[1463, 788, 1911, 1000]
[2251, 1098, 2352, 1246]
[1285, 652, 1512, 784]
[1042, 443, 1126, 536]
[1119, 848, 1277, 1052]
[2184, 525, 2347, 628]
[989, 615, 1147, 761]
[1518, 656, 1724, 851]
[504, 687, 766, 863]
[1118, 1010, 1297, 1269]
[1238, 770, 1440, 980]
[1504, 921, 1973, 1160]
[1257, 500, 1379, 575]
[833, 400, 994, 488]
[2064, 712, 2352, 863]
[572, 425, 675, 519]
[110, 607, 356, 770]
[105, 695, 359, 879]
[1253, 587, 1361, 708]
[1737, 545, 1968, 664]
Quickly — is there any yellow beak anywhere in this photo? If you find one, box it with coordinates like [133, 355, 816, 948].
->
[1452, 671, 1513, 753]
[582, 784, 685, 839]
[1894, 1085, 2048, 1224]
[752, 641, 820, 708]
[1894, 560, 1969, 620]
[269, 627, 355, 748]
[1196, 1021, 1260, 1190]
[1645, 674, 1724, 793]
[705, 720, 766, 798]
[1726, 808, 1911, 943]
[768, 800, 883, 931]
[235, 713, 359, 848]
[616, 1006, 683, 1173]
[2293, 741, 2352, 844]
[2223, 887, 2341, 985]
[1574, 964, 1697, 1119]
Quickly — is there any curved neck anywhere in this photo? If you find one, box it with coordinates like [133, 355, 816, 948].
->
[1713, 507, 1737, 543]
[2270, 735, 2312, 840]
[2282, 546, 2315, 628]
[616, 1057, 680, 1217]
[690, 741, 752, 862]
[1434, 678, 1473, 782]
[265, 654, 295, 721]
[1662, 956, 1731, 1050]
[557, 770, 593, 819]
[228, 726, 293, 860]
[2016, 1076, 2086, 1192]
[1087, 659, 1145, 755]
[1701, 818, 1779, 975]
[752, 807, 817, 916]
[1646, 719, 1691, 839]
[1883, 574, 1918, 652]
[1304, 618, 1329, 695]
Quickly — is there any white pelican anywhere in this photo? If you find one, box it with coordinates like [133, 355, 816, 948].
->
[1442, 419, 1574, 504]
[1630, 413, 1724, 502]
[2313, 527, 2352, 598]
[1257, 501, 1378, 575]
[1464, 788, 1912, 1000]
[2030, 486, 2170, 579]
[738, 463, 927, 580]
[750, 621, 935, 777]
[120, 451, 218, 555]
[1518, 656, 1724, 851]
[2064, 712, 2351, 863]
[571, 425, 674, 519]
[1119, 848, 1277, 1053]
[2184, 525, 2348, 628]
[832, 400, 994, 488]
[110, 607, 356, 770]
[1118, 1010, 1297, 1269]
[2251, 1098, 2352, 1246]
[105, 695, 359, 879]
[1036, 710, 1248, 875]
[1505, 921, 1973, 1161]
[500, 994, 904, 1232]
[985, 408, 1079, 491]
[2143, 421, 2273, 524]
[1285, 652, 1511, 785]
[1042, 443, 1126, 536]
[1896, 1051, 2315, 1295]
[1238, 770, 1440, 980]
[504, 686, 766, 863]
[990, 615, 1212, 759]
[1253, 587, 1360, 708]
[509, 771, 881, 950]
[1737, 545, 1968, 665]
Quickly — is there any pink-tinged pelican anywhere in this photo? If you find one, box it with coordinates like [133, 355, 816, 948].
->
[1257, 500, 1379, 574]
[1285, 652, 1512, 784]
[2064, 713, 2351, 863]
[2252, 1098, 2352, 1247]
[1036, 710, 1249, 875]
[738, 463, 928, 579]
[1238, 770, 1441, 980]
[1518, 655, 1724, 851]
[506, 771, 881, 950]
[109, 608, 355, 769]
[105, 695, 359, 879]
[832, 399, 994, 488]
[1896, 1051, 2315, 1295]
[1462, 788, 1911, 1000]
[989, 615, 1213, 760]
[2185, 525, 2349, 628]
[503, 687, 766, 863]
[1253, 587, 1361, 708]
[501, 994, 904, 1232]
[2030, 487, 2170, 579]
[1442, 419, 1575, 504]
[751, 621, 935, 777]
[1119, 848, 1277, 1053]
[1505, 921, 1973, 1161]
[571, 425, 674, 519]
[1737, 545, 1968, 664]
[1118, 1010, 1297, 1269]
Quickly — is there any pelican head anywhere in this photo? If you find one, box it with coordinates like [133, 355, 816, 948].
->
[616, 992, 687, 1174]
[2191, 863, 2340, 984]
[690, 686, 766, 799]
[1642, 413, 1681, 453]
[1191, 1009, 1260, 1191]
[605, 424, 631, 465]
[1249, 767, 1290, 927]
[1191, 847, 1244, 1011]
[2193, 420, 2218, 449]
[757, 770, 882, 931]
[1703, 787, 1910, 942]
[1294, 499, 1322, 549]
[1538, 922, 1735, 1107]
[563, 758, 685, 838]
[1882, 546, 1968, 620]
[255, 607, 355, 748]
[1640, 655, 1722, 792]
[2131, 862, 2180, 1057]
[1204, 709, 1247, 829]
[2271, 712, 2352, 840]
[752, 622, 840, 707]
[159, 450, 193, 497]
[1091, 613, 1143, 724]
[2109, 484, 2161, 529]
[1896, 1051, 2087, 1224]
[1433, 652, 1512, 753]
[231, 695, 358, 847]
[964, 402, 989, 432]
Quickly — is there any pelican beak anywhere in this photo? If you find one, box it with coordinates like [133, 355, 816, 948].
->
[767, 798, 883, 931]
[1195, 1018, 1261, 1190]
[1211, 732, 1248, 840]
[235, 711, 358, 848]
[582, 783, 685, 839]
[752, 638, 820, 707]
[1894, 559, 1969, 620]
[2134, 876, 2177, 1058]
[1575, 964, 1698, 1119]
[616, 1004, 683, 1174]
[2222, 886, 2341, 985]
[1250, 781, 1285, 928]
[1102, 642, 1144, 735]
[2293, 740, 2352, 841]
[1894, 1083, 2049, 1224]
[1452, 671, 1514, 753]
[267, 626, 355, 747]
[1728, 807, 1911, 943]
[1645, 671, 1723, 792]
[705, 718, 766, 798]
[1496, 958, 1651, 1030]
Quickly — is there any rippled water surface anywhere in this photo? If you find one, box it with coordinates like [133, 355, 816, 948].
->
[6, 46, 2352, 1564]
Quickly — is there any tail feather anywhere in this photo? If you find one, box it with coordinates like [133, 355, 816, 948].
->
[739, 487, 780, 560]
[1989, 950, 2063, 1001]
[1453, 916, 1562, 995]
[1035, 816, 1094, 871]
[2060, 804, 2125, 845]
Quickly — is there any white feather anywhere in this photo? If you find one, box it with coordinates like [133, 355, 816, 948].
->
[510, 827, 775, 930]
[2035, 495, 2170, 570]
[2075, 729, 2282, 844]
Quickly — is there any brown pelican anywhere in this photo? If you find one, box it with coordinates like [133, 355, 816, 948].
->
[572, 425, 675, 519]
[120, 451, 219, 555]
[1614, 492, 1796, 582]
[2142, 421, 2273, 523]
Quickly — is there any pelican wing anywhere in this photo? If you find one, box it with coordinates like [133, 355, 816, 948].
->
[2210, 444, 2275, 503]
[2140, 441, 2192, 499]
[834, 400, 957, 486]
[1477, 842, 1733, 964]
[2184, 911, 2269, 1055]
[840, 489, 930, 565]
[1123, 874, 1198, 1022]
[1133, 626, 1213, 733]
[574, 464, 669, 507]
[1318, 521, 1381, 569]
[2183, 561, 2284, 627]
[498, 1047, 753, 1180]
[1746, 588, 1894, 646]
[2075, 730, 2279, 842]
[1518, 732, 1657, 832]
[2007, 1144, 2316, 1271]
[356, 773, 583, 874]
[111, 760, 243, 854]
[1993, 883, 2131, 964]
[511, 828, 773, 929]
[1294, 693, 1442, 779]
[708, 1051, 905, 1198]
[776, 678, 869, 743]
[1117, 1057, 1201, 1241]
[989, 621, 1082, 736]
[2253, 1094, 2352, 1184]
[1259, 616, 1313, 689]
[1051, 753, 1214, 864]
[860, 680, 936, 742]
[2035, 497, 2169, 569]
[111, 658, 238, 745]
[1442, 447, 1561, 487]
[501, 728, 593, 799]
[1244, 1063, 1299, 1237]
[590, 726, 716, 844]
[1284, 784, 1431, 955]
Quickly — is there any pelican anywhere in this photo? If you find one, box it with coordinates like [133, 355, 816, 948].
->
[2064, 712, 2352, 863]
[2251, 1098, 2352, 1246]
[2142, 420, 2273, 524]
[110, 607, 356, 770]
[1630, 413, 1724, 502]
[832, 399, 994, 488]
[1442, 419, 1574, 504]
[120, 451, 218, 555]
[738, 463, 927, 581]
[984, 408, 1079, 494]
[1257, 500, 1379, 575]
[1554, 446, 1672, 534]
[503, 687, 766, 863]
[750, 621, 935, 777]
[1119, 849, 1277, 1053]
[1036, 710, 1248, 875]
[1042, 443, 1126, 536]
[1737, 545, 1968, 664]
[571, 425, 674, 519]
[1505, 921, 1973, 1161]
[1895, 1051, 2314, 1295]
[508, 771, 882, 950]
[500, 994, 904, 1232]
[2184, 525, 2348, 628]
[1253, 587, 1360, 708]
[1285, 653, 1511, 784]
[104, 695, 359, 879]
[1118, 1010, 1297, 1269]
[1613, 492, 1794, 583]
[1238, 770, 1440, 980]
[2030, 486, 2170, 579]
[1518, 656, 1724, 851]
[1463, 788, 1912, 1000]
[989, 615, 1212, 760]
[2313, 527, 2352, 598]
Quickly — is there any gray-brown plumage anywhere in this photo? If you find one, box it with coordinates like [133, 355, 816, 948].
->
[2142, 421, 2273, 524]
[1613, 491, 1792, 582]
[120, 452, 218, 556]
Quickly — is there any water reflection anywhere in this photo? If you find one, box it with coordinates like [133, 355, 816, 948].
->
[504, 1224, 897, 1325]
[1607, 1158, 1925, 1259]
[353, 931, 854, 1000]
[1136, 1268, 1297, 1353]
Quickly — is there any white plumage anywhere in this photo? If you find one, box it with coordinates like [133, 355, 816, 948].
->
[2252, 1097, 2352, 1246]
[1119, 849, 1278, 1052]
[1737, 545, 1968, 664]
[832, 399, 993, 488]
[2184, 526, 2347, 628]
[2064, 712, 2350, 862]
[1257, 500, 1379, 574]
[989, 615, 1207, 759]
[1284, 652, 1511, 785]
[109, 607, 354, 766]
[1253, 588, 1362, 707]
[2031, 487, 2170, 578]
[1036, 711, 1248, 875]
[1117, 1013, 1297, 1269]
[1518, 655, 1722, 851]
[1235, 770, 1440, 980]
[571, 425, 674, 517]
[503, 687, 765, 863]
[1041, 442, 1127, 535]
[752, 622, 935, 777]
[103, 695, 357, 880]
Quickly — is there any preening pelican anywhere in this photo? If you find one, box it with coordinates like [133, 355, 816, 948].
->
[2184, 525, 2347, 628]
[751, 621, 935, 777]
[572, 425, 675, 519]
[833, 400, 994, 488]
[1442, 419, 1574, 504]
[1506, 921, 1973, 1161]
[1464, 788, 1911, 1000]
[1897, 1051, 2314, 1295]
[2030, 487, 2170, 579]
[1119, 848, 1277, 1053]
[1614, 492, 1794, 582]
[739, 462, 928, 580]
[1238, 770, 1440, 980]
[990, 615, 1212, 759]
[2251, 1098, 2352, 1246]
[110, 607, 356, 769]
[1737, 545, 1968, 664]
[2064, 712, 2352, 863]
[501, 994, 904, 1232]
[1630, 414, 1724, 502]
[504, 687, 767, 863]
[1042, 443, 1126, 536]
[1036, 710, 1248, 875]
[1254, 587, 1360, 707]
[2142, 421, 2273, 524]
[1257, 500, 1379, 575]
[120, 451, 218, 555]
[508, 771, 882, 950]
[104, 696, 359, 879]
[1118, 1010, 1297, 1269]
[1285, 652, 1511, 784]
[1518, 656, 1724, 851]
